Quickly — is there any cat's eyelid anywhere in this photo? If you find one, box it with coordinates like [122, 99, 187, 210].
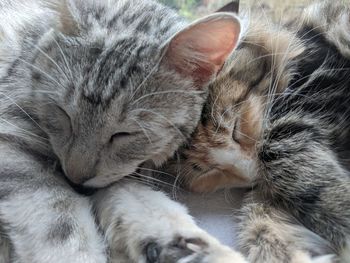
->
[55, 104, 72, 123]
[232, 119, 240, 143]
[110, 131, 142, 143]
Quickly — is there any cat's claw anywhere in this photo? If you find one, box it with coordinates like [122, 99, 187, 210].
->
[145, 237, 206, 263]
[145, 236, 247, 263]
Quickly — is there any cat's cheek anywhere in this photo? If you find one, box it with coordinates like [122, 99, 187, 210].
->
[151, 152, 172, 167]
[84, 159, 141, 188]
[148, 133, 185, 167]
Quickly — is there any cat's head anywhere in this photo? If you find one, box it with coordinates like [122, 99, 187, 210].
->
[178, 11, 304, 193]
[31, 0, 241, 187]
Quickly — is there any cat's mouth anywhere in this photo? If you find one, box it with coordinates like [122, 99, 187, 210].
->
[82, 161, 148, 189]
[67, 178, 99, 196]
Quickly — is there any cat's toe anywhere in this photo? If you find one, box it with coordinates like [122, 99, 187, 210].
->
[145, 242, 162, 263]
[144, 236, 247, 263]
[144, 237, 207, 263]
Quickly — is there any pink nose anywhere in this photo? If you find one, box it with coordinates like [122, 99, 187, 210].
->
[64, 166, 88, 185]
[64, 154, 95, 185]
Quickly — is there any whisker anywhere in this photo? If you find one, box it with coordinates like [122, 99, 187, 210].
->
[130, 118, 153, 145]
[17, 58, 66, 90]
[123, 176, 157, 188]
[132, 172, 182, 189]
[131, 108, 186, 139]
[0, 92, 46, 133]
[0, 117, 48, 142]
[136, 167, 174, 177]
[33, 45, 70, 82]
[51, 35, 74, 81]
[132, 90, 204, 105]
[130, 62, 160, 100]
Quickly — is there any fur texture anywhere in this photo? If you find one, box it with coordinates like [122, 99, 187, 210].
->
[0, 0, 243, 262]
[176, 1, 350, 262]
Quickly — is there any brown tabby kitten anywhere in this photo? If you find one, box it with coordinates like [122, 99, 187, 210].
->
[176, 1, 350, 262]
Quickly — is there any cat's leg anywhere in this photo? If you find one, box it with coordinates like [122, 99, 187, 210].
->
[238, 196, 335, 263]
[0, 143, 107, 263]
[92, 181, 247, 263]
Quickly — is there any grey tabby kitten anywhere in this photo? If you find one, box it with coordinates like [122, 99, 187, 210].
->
[0, 0, 245, 262]
[177, 1, 350, 262]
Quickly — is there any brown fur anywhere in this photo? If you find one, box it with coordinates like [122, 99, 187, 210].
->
[173, 1, 350, 261]
[178, 16, 304, 193]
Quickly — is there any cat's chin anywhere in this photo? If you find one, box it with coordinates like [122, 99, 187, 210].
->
[83, 162, 148, 189]
[83, 172, 130, 188]
[83, 177, 113, 188]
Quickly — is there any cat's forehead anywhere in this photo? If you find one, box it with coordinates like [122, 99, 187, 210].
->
[78, 38, 159, 105]
[205, 16, 305, 121]
[67, 0, 184, 105]
[83, 0, 183, 41]
[215, 17, 304, 99]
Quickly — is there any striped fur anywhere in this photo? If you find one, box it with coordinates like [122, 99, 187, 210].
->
[177, 1, 350, 262]
[0, 0, 243, 262]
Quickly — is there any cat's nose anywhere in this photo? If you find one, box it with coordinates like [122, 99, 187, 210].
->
[64, 152, 96, 185]
[64, 164, 93, 185]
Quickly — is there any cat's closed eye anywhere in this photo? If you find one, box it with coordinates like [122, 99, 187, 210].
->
[110, 132, 134, 143]
[45, 105, 72, 137]
[232, 119, 240, 143]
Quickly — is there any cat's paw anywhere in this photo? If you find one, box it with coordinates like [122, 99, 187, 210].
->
[144, 236, 247, 263]
[311, 255, 336, 263]
[93, 182, 247, 263]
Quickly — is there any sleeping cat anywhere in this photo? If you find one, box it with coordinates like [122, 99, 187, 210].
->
[0, 0, 246, 262]
[177, 0, 350, 262]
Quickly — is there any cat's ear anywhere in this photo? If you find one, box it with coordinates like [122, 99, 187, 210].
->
[216, 1, 240, 13]
[46, 0, 80, 36]
[162, 13, 241, 88]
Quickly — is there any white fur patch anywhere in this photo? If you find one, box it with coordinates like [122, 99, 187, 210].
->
[210, 148, 256, 179]
[93, 181, 247, 263]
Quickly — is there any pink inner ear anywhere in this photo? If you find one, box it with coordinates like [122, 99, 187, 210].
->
[166, 16, 240, 86]
[182, 19, 240, 67]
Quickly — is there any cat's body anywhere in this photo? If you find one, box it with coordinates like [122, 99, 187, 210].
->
[178, 1, 350, 262]
[0, 0, 246, 262]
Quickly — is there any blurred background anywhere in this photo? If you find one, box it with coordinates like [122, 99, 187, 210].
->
[158, 0, 312, 19]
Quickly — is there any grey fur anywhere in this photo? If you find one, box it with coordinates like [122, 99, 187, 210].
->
[0, 226, 11, 263]
[47, 216, 74, 242]
[0, 0, 241, 262]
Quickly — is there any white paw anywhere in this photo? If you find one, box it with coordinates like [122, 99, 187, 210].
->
[311, 255, 335, 263]
[292, 251, 336, 263]
[199, 245, 248, 263]
[95, 182, 247, 263]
